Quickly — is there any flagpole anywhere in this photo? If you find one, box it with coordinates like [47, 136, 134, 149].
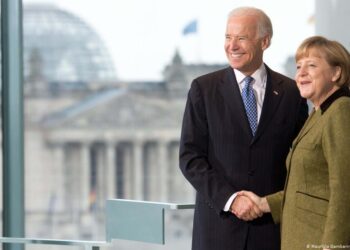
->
[181, 19, 200, 63]
[196, 31, 201, 63]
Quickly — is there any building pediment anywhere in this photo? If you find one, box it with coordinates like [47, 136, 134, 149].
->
[42, 88, 186, 130]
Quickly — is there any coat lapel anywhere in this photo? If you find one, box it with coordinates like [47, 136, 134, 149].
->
[281, 109, 320, 210]
[252, 67, 284, 143]
[291, 109, 320, 148]
[219, 67, 252, 137]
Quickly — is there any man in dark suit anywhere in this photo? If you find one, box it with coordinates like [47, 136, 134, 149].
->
[179, 7, 308, 250]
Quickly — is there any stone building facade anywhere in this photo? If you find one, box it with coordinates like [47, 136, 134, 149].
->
[0, 4, 230, 246]
[24, 50, 226, 240]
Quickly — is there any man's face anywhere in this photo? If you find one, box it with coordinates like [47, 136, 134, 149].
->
[224, 15, 268, 75]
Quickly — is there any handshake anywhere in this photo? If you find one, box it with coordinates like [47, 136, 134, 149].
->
[230, 191, 271, 221]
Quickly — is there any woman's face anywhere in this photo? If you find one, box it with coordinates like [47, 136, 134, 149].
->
[295, 49, 341, 108]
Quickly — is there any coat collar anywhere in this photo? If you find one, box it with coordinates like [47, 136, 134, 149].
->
[219, 65, 284, 143]
[320, 86, 350, 113]
[292, 86, 350, 147]
[255, 65, 284, 141]
[220, 67, 251, 136]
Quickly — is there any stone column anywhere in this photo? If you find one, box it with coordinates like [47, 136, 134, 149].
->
[158, 141, 168, 202]
[119, 143, 130, 198]
[51, 143, 65, 212]
[80, 142, 91, 211]
[96, 144, 106, 206]
[133, 141, 143, 200]
[143, 142, 157, 201]
[106, 142, 116, 199]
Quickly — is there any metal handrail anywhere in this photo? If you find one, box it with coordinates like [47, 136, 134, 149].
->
[0, 237, 107, 250]
[0, 199, 195, 249]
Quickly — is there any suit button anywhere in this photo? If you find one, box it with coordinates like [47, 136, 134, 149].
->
[206, 202, 213, 209]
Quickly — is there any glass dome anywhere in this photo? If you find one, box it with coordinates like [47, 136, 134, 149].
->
[23, 4, 117, 84]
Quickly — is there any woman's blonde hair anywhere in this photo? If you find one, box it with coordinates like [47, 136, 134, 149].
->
[295, 36, 350, 86]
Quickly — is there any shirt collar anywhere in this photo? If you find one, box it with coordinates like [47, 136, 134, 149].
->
[320, 86, 350, 113]
[234, 63, 267, 88]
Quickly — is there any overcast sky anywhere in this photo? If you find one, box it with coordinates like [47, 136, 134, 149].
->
[24, 0, 315, 81]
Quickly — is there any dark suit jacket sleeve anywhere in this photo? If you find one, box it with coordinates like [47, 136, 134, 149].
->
[179, 80, 236, 214]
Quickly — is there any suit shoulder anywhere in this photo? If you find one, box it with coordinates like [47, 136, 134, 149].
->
[267, 68, 299, 92]
[193, 67, 228, 86]
[329, 96, 350, 112]
[187, 68, 228, 100]
[269, 68, 295, 84]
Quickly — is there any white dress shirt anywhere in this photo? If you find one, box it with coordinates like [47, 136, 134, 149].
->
[223, 63, 267, 212]
[234, 64, 267, 122]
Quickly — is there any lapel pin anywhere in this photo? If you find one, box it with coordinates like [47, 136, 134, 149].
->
[273, 90, 279, 95]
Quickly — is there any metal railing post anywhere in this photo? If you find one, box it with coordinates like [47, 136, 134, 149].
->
[1, 0, 25, 250]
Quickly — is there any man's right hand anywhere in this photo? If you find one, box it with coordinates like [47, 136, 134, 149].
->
[238, 191, 271, 213]
[230, 194, 263, 221]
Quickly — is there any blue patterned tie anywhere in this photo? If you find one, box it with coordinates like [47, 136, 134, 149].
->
[242, 76, 257, 135]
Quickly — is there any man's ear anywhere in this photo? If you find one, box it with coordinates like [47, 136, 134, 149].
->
[261, 35, 270, 51]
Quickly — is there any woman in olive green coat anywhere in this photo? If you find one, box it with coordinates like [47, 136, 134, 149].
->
[238, 36, 350, 250]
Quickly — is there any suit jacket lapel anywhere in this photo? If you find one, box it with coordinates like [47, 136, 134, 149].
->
[219, 67, 252, 137]
[292, 109, 320, 148]
[253, 67, 284, 142]
[281, 109, 319, 210]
